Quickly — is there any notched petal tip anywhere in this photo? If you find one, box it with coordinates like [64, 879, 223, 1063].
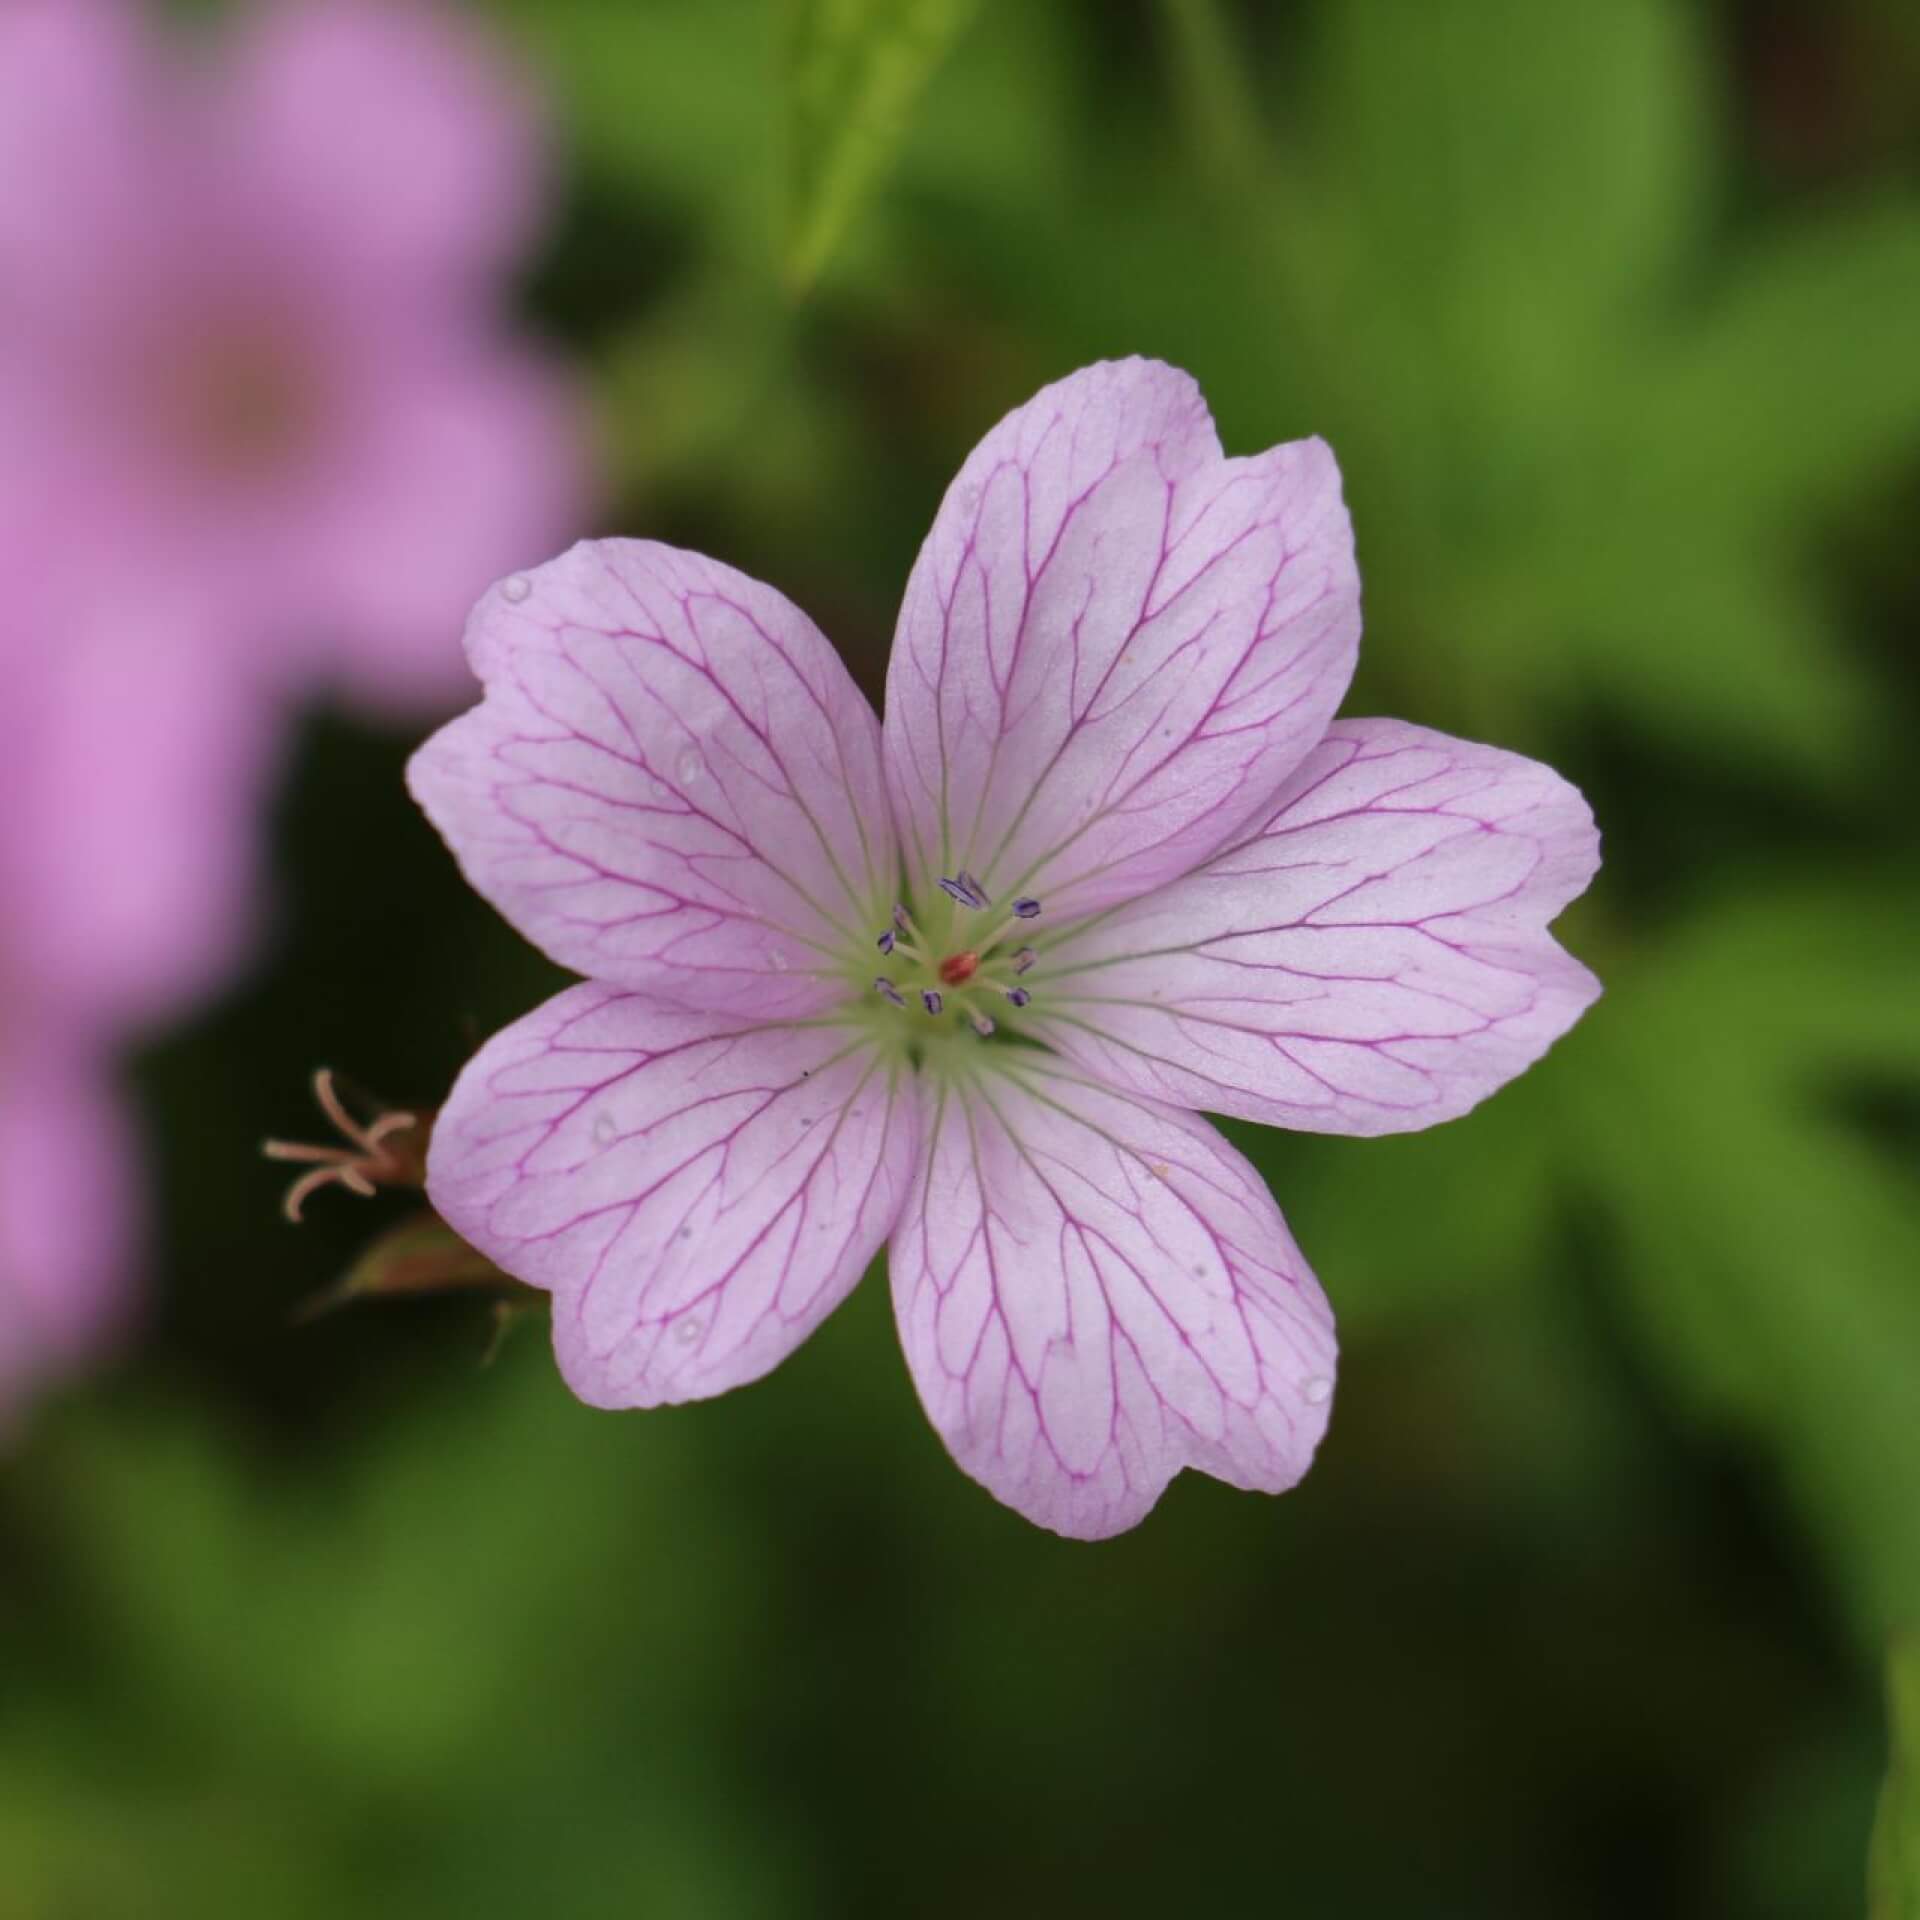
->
[888, 1058, 1336, 1538]
[408, 538, 896, 1019]
[882, 358, 1362, 926]
[428, 985, 923, 1411]
[1033, 717, 1605, 1137]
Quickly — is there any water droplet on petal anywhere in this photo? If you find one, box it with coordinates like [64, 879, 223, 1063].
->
[591, 1111, 616, 1146]
[675, 750, 702, 785]
[1302, 1375, 1333, 1405]
[501, 573, 532, 604]
[674, 1315, 702, 1346]
[767, 948, 790, 973]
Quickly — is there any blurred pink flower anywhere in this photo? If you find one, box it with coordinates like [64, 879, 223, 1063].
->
[0, 0, 589, 1416]
[0, 1033, 137, 1429]
[0, 498, 270, 1422]
[0, 0, 586, 710]
[412, 360, 1601, 1538]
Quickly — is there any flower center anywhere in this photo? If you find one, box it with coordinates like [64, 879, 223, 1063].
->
[867, 872, 1039, 1039]
[138, 303, 325, 485]
[180, 333, 319, 477]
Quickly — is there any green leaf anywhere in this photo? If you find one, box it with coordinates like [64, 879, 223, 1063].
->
[19, 1351, 796, 1914]
[1156, 0, 1268, 195]
[1301, 0, 1709, 347]
[782, 0, 979, 292]
[1652, 196, 1920, 525]
[1239, 1059, 1566, 1336]
[482, 0, 768, 225]
[1564, 876, 1920, 1634]
[49, 1351, 758, 1789]
[1558, 543, 1875, 783]
[1872, 1636, 1920, 1920]
[1232, 0, 1908, 782]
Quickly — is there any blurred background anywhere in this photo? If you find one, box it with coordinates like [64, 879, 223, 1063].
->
[3, 0, 1919, 1913]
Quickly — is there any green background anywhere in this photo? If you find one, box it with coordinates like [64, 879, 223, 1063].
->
[6, 1, 1920, 1912]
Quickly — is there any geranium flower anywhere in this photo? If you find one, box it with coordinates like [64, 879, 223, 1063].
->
[0, 0, 584, 709]
[412, 360, 1600, 1537]
[0, 0, 587, 1419]
[0, 501, 270, 1422]
[0, 1034, 136, 1428]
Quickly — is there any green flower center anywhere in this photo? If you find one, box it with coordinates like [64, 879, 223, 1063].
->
[846, 870, 1042, 1054]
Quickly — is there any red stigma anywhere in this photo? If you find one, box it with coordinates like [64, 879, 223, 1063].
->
[938, 950, 980, 987]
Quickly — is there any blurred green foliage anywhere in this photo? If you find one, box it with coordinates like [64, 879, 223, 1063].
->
[1874, 1638, 1920, 1919]
[6, 0, 1920, 1913]
[781, 0, 981, 291]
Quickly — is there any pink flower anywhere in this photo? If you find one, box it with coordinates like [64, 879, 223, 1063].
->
[0, 0, 585, 710]
[0, 1035, 137, 1430]
[0, 511, 268, 1422]
[0, 0, 588, 1418]
[412, 361, 1600, 1537]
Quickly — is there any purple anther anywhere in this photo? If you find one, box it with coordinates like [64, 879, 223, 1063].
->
[1012, 947, 1037, 975]
[937, 871, 991, 911]
[876, 929, 896, 955]
[873, 976, 906, 1006]
[1011, 897, 1041, 919]
[968, 1010, 996, 1037]
[1005, 986, 1031, 1008]
[891, 902, 911, 932]
[920, 989, 943, 1015]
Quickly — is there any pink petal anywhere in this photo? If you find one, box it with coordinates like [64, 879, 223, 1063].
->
[0, 558, 274, 1030]
[890, 1054, 1336, 1538]
[0, 1035, 137, 1425]
[408, 541, 896, 1018]
[296, 338, 589, 713]
[883, 358, 1359, 922]
[215, 0, 547, 289]
[1030, 719, 1602, 1136]
[428, 985, 923, 1409]
[0, 0, 154, 308]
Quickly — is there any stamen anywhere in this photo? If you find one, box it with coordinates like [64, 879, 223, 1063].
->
[892, 903, 912, 933]
[920, 989, 943, 1015]
[1005, 987, 1031, 1008]
[873, 976, 906, 1006]
[1012, 947, 1036, 975]
[876, 929, 896, 955]
[936, 872, 991, 911]
[1012, 897, 1041, 919]
[968, 1011, 996, 1038]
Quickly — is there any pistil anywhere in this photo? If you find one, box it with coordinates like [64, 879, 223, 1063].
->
[262, 1068, 426, 1221]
